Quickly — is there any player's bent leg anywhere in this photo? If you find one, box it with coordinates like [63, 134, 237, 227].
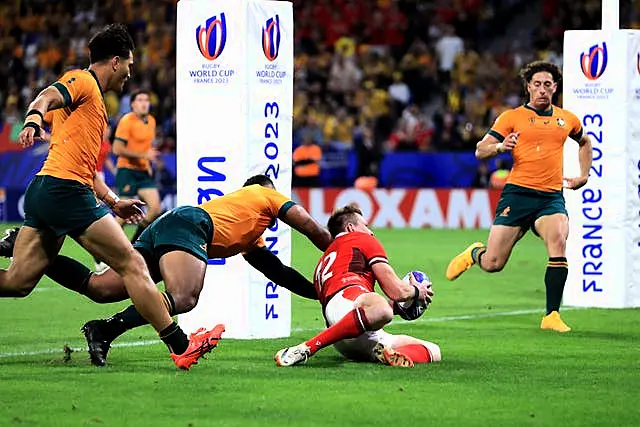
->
[535, 213, 571, 332]
[275, 286, 375, 367]
[76, 215, 174, 335]
[448, 183, 535, 280]
[477, 225, 523, 272]
[0, 226, 64, 297]
[82, 210, 218, 368]
[94, 249, 207, 347]
[446, 225, 522, 280]
[160, 250, 207, 313]
[353, 292, 393, 330]
[45, 254, 129, 303]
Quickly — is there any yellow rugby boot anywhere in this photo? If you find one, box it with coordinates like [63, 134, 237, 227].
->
[445, 242, 485, 281]
[540, 311, 571, 333]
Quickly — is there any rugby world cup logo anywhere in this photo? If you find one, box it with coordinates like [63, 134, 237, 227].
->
[579, 42, 608, 80]
[196, 13, 227, 61]
[262, 15, 281, 61]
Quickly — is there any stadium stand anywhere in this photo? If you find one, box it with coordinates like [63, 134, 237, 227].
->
[0, 0, 638, 193]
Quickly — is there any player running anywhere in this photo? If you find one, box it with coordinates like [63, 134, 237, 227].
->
[2, 175, 331, 367]
[112, 90, 162, 247]
[445, 61, 593, 332]
[275, 204, 441, 368]
[0, 24, 220, 369]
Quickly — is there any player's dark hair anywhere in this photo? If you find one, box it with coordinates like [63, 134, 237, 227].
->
[88, 23, 135, 64]
[519, 61, 562, 84]
[130, 90, 150, 104]
[327, 204, 363, 238]
[243, 174, 275, 188]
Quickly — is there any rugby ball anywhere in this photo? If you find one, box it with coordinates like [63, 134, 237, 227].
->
[397, 270, 431, 314]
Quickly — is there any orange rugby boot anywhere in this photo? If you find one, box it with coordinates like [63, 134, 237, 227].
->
[373, 343, 414, 368]
[171, 324, 225, 370]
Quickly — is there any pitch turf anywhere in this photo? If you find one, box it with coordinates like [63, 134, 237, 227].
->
[0, 224, 638, 427]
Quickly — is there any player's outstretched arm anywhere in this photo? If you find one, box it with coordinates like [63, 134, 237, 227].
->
[282, 205, 332, 251]
[372, 262, 432, 304]
[243, 247, 318, 300]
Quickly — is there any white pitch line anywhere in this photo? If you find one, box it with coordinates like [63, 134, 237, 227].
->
[0, 307, 582, 359]
[0, 340, 161, 359]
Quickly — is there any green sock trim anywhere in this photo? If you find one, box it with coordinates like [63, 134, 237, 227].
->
[471, 246, 487, 263]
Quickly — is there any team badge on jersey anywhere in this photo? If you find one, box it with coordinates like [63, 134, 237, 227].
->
[557, 118, 565, 127]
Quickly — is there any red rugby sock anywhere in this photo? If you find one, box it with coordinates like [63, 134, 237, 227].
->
[395, 344, 432, 363]
[305, 307, 370, 354]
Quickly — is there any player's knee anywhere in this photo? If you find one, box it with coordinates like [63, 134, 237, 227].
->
[85, 279, 126, 304]
[547, 231, 567, 254]
[121, 250, 149, 279]
[172, 290, 200, 314]
[424, 342, 442, 363]
[482, 254, 505, 272]
[365, 302, 393, 329]
[378, 303, 394, 325]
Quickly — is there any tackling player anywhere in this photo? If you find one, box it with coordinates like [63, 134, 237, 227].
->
[446, 61, 593, 332]
[2, 175, 331, 368]
[0, 24, 220, 369]
[275, 204, 441, 368]
[112, 90, 162, 246]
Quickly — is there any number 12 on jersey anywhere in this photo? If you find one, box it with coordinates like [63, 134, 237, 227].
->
[314, 251, 337, 289]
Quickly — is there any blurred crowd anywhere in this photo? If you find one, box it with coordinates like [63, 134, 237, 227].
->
[1, 0, 640, 186]
[0, 0, 178, 153]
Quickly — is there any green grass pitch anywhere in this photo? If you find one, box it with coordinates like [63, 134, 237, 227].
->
[0, 224, 638, 426]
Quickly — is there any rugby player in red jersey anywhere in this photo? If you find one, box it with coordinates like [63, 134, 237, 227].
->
[275, 204, 441, 368]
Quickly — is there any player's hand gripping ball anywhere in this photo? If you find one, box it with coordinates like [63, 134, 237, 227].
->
[393, 271, 432, 321]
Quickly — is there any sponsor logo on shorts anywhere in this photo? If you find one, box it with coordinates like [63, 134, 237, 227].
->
[500, 206, 511, 217]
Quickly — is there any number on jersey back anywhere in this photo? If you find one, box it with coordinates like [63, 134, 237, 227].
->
[313, 232, 389, 306]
